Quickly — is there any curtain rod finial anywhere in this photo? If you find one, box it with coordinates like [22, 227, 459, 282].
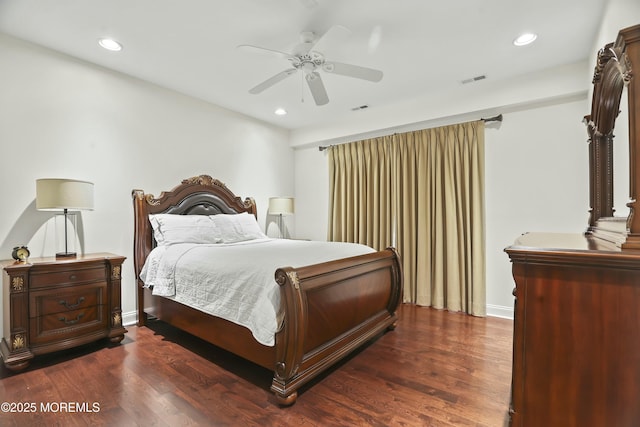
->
[482, 114, 503, 123]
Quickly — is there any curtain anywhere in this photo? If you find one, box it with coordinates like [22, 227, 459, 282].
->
[327, 121, 486, 316]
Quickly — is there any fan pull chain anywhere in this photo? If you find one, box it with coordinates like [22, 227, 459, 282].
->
[301, 72, 305, 103]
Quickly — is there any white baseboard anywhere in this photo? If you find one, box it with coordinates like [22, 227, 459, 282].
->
[486, 303, 514, 320]
[122, 310, 138, 327]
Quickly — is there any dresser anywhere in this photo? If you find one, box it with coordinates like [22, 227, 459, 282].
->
[1, 253, 126, 370]
[505, 233, 640, 426]
[504, 24, 640, 427]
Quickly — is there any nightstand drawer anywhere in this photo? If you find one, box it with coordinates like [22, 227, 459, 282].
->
[30, 305, 108, 345]
[29, 283, 106, 317]
[30, 266, 105, 289]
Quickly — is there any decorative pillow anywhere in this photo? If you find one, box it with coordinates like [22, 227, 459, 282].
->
[149, 214, 222, 246]
[209, 212, 267, 243]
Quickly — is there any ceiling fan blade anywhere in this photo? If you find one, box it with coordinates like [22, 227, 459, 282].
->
[237, 44, 295, 60]
[249, 68, 298, 94]
[305, 25, 351, 54]
[305, 72, 329, 105]
[323, 61, 383, 82]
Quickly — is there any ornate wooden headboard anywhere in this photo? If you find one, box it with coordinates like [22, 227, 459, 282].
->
[585, 24, 640, 249]
[131, 175, 257, 282]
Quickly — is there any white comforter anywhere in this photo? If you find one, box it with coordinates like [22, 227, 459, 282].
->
[140, 238, 375, 346]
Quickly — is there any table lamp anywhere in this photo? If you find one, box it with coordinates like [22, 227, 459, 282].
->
[268, 197, 294, 238]
[36, 178, 94, 258]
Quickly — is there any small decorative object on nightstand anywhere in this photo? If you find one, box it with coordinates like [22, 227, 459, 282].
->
[1, 253, 126, 371]
[11, 246, 30, 262]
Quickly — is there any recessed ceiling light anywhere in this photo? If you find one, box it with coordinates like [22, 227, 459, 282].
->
[513, 33, 537, 46]
[274, 108, 287, 116]
[98, 38, 122, 51]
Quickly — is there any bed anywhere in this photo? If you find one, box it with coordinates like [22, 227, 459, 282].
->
[131, 175, 403, 405]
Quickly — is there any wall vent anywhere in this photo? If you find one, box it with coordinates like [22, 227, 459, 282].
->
[461, 75, 486, 84]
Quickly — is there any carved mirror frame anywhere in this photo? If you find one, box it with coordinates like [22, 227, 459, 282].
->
[585, 24, 640, 249]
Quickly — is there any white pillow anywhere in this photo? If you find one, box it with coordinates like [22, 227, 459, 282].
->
[149, 214, 222, 246]
[209, 212, 267, 243]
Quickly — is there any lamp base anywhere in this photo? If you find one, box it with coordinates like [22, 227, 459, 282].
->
[55, 212, 77, 257]
[56, 251, 77, 259]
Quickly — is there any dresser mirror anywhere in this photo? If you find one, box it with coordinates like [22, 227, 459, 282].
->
[585, 25, 639, 249]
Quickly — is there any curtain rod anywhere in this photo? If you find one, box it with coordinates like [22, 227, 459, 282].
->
[481, 114, 503, 123]
[318, 114, 502, 152]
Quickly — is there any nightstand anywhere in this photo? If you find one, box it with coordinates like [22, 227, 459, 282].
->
[1, 253, 127, 371]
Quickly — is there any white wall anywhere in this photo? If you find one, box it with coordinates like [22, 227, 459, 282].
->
[0, 34, 292, 332]
[484, 98, 589, 314]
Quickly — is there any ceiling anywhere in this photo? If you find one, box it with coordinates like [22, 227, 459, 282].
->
[0, 0, 607, 131]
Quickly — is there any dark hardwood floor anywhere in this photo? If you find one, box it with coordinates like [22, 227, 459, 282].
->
[0, 305, 513, 427]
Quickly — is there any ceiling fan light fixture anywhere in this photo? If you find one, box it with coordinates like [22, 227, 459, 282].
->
[274, 108, 287, 116]
[513, 33, 537, 46]
[98, 38, 123, 51]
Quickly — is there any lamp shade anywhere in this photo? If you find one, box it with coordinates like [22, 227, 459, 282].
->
[36, 179, 94, 211]
[268, 197, 294, 215]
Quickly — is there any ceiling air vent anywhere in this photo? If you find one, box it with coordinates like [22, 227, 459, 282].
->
[351, 104, 369, 111]
[461, 75, 486, 84]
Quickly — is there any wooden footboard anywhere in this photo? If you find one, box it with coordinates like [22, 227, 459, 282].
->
[271, 247, 402, 405]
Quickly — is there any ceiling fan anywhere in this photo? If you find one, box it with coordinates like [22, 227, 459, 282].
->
[238, 25, 383, 106]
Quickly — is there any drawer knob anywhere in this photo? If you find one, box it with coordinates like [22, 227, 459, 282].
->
[69, 274, 77, 280]
[58, 312, 85, 325]
[59, 297, 85, 310]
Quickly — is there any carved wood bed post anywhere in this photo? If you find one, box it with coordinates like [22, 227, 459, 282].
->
[132, 188, 153, 326]
[271, 268, 306, 406]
